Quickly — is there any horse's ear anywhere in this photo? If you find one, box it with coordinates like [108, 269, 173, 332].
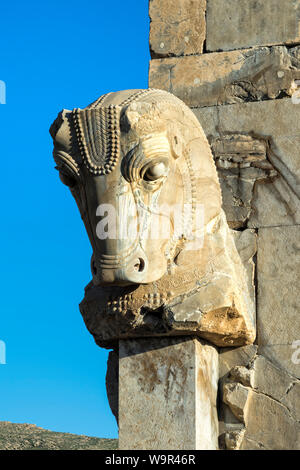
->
[169, 132, 183, 159]
[49, 109, 72, 149]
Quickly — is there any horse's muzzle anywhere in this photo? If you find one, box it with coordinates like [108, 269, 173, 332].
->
[91, 246, 150, 285]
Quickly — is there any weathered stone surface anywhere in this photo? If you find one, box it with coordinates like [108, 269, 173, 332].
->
[218, 344, 257, 441]
[221, 356, 300, 450]
[251, 355, 295, 402]
[229, 366, 254, 388]
[224, 428, 245, 450]
[149, 46, 300, 107]
[219, 344, 258, 378]
[282, 382, 300, 421]
[51, 89, 255, 349]
[206, 0, 300, 52]
[240, 391, 300, 450]
[232, 229, 257, 305]
[81, 211, 255, 348]
[195, 99, 300, 228]
[221, 227, 300, 449]
[118, 337, 218, 450]
[257, 226, 300, 379]
[223, 383, 252, 423]
[218, 402, 244, 444]
[212, 134, 278, 228]
[149, 0, 206, 58]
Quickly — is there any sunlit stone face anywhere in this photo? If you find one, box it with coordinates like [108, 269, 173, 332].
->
[50, 89, 255, 349]
[51, 94, 191, 286]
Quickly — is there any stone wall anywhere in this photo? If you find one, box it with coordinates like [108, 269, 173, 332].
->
[149, 0, 300, 450]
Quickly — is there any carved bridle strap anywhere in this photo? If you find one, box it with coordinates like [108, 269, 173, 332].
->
[72, 106, 121, 176]
[72, 89, 156, 176]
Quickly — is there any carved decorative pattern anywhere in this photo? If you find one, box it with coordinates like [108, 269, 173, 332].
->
[72, 90, 157, 175]
[118, 89, 156, 107]
[72, 106, 121, 176]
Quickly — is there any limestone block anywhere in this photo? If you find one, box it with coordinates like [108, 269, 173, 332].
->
[219, 344, 258, 378]
[282, 382, 300, 421]
[251, 355, 295, 403]
[195, 99, 300, 228]
[149, 0, 206, 58]
[240, 392, 300, 450]
[118, 337, 218, 450]
[51, 88, 255, 350]
[223, 383, 252, 423]
[149, 46, 300, 107]
[224, 428, 245, 450]
[251, 355, 300, 432]
[211, 134, 278, 228]
[257, 226, 300, 379]
[232, 229, 257, 306]
[206, 0, 300, 52]
[218, 344, 257, 441]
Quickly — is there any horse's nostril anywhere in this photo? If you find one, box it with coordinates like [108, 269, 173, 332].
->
[134, 258, 145, 273]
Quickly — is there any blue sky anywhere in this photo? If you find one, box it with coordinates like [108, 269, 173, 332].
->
[0, 0, 149, 438]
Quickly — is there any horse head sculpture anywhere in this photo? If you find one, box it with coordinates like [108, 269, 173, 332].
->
[50, 89, 255, 348]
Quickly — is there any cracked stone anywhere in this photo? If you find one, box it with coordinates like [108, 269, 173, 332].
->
[149, 0, 206, 58]
[118, 337, 219, 450]
[149, 46, 300, 107]
[223, 383, 252, 423]
[251, 355, 296, 403]
[240, 391, 300, 450]
[232, 229, 256, 310]
[257, 226, 300, 379]
[106, 349, 119, 424]
[209, 134, 278, 228]
[206, 0, 300, 52]
[224, 428, 246, 450]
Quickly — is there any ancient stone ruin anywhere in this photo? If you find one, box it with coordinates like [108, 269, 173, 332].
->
[149, 0, 300, 450]
[50, 88, 256, 449]
[50, 0, 300, 450]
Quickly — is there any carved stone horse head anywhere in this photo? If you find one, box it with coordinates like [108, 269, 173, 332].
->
[50, 89, 255, 348]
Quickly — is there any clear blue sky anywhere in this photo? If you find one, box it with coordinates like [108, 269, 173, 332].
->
[0, 0, 149, 438]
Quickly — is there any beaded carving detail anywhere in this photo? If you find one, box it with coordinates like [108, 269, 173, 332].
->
[72, 105, 121, 176]
[72, 90, 162, 175]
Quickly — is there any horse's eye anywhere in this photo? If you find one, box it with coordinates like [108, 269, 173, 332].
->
[59, 171, 77, 188]
[143, 162, 167, 182]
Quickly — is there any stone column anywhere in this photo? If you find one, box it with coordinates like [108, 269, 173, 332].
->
[118, 337, 219, 450]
